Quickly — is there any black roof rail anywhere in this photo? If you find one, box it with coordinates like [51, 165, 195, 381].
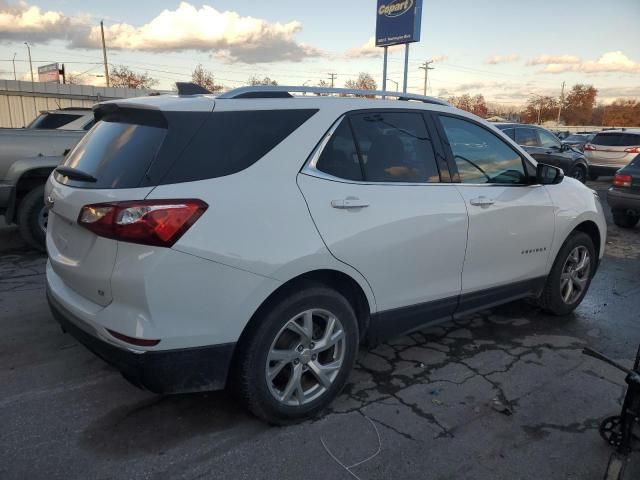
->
[175, 82, 212, 95]
[217, 86, 450, 106]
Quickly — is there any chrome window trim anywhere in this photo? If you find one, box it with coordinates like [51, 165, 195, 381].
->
[302, 114, 448, 187]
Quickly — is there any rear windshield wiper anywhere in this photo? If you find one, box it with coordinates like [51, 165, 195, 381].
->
[55, 166, 97, 183]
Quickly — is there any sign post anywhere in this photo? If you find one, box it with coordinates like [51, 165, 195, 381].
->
[375, 0, 423, 94]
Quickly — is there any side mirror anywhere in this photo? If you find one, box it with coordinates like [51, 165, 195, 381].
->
[536, 163, 564, 185]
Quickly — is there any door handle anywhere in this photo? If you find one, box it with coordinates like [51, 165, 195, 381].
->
[469, 196, 495, 207]
[331, 197, 370, 209]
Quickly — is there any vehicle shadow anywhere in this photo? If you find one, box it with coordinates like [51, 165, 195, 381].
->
[79, 390, 268, 456]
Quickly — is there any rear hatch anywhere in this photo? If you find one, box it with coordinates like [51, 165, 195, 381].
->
[46, 101, 211, 305]
[587, 132, 640, 165]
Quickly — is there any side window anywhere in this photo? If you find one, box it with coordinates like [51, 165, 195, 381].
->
[349, 112, 440, 183]
[516, 128, 539, 147]
[537, 129, 561, 148]
[315, 120, 363, 181]
[502, 128, 515, 140]
[439, 115, 527, 185]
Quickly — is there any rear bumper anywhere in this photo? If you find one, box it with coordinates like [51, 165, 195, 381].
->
[608, 188, 640, 214]
[47, 289, 236, 394]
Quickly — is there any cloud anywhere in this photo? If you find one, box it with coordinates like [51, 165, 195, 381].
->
[537, 51, 640, 74]
[345, 36, 403, 58]
[484, 54, 519, 65]
[0, 1, 323, 64]
[527, 54, 581, 66]
[0, 0, 86, 42]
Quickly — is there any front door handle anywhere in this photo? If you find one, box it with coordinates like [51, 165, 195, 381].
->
[331, 197, 370, 209]
[469, 196, 495, 207]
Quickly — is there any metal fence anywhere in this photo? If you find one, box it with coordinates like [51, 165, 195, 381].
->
[0, 80, 155, 128]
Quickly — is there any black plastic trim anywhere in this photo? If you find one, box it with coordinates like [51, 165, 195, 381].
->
[47, 290, 236, 394]
[367, 276, 546, 344]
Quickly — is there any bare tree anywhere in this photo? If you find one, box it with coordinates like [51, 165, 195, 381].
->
[191, 64, 224, 93]
[247, 75, 278, 86]
[109, 65, 158, 89]
[344, 72, 377, 92]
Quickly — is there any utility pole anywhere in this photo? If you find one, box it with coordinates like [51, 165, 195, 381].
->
[24, 43, 33, 83]
[100, 20, 110, 87]
[419, 60, 434, 96]
[12, 52, 16, 80]
[557, 81, 565, 125]
[328, 73, 337, 88]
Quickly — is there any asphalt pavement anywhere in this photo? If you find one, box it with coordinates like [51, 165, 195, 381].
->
[1, 180, 639, 480]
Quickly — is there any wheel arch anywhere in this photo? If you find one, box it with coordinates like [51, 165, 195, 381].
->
[572, 220, 602, 260]
[232, 269, 373, 369]
[7, 166, 54, 223]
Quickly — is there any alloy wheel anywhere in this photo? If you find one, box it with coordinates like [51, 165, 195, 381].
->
[265, 308, 346, 407]
[560, 246, 590, 304]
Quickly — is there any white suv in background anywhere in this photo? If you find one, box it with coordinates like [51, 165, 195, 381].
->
[45, 85, 606, 424]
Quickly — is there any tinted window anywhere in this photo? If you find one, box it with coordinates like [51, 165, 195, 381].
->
[502, 128, 515, 140]
[56, 120, 166, 189]
[564, 134, 587, 142]
[592, 132, 640, 147]
[516, 128, 539, 147]
[29, 113, 81, 129]
[83, 119, 96, 131]
[537, 129, 561, 148]
[315, 120, 363, 181]
[349, 112, 440, 183]
[164, 110, 317, 183]
[440, 116, 526, 185]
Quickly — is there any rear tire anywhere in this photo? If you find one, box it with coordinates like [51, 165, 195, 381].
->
[17, 185, 47, 251]
[569, 164, 587, 183]
[612, 210, 639, 229]
[234, 285, 359, 425]
[537, 232, 596, 316]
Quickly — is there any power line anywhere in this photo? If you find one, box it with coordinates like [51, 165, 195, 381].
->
[418, 60, 434, 96]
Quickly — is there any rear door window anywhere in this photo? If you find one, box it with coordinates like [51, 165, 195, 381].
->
[592, 132, 640, 146]
[29, 113, 81, 129]
[349, 112, 441, 183]
[56, 120, 167, 189]
[515, 128, 539, 147]
[163, 109, 317, 184]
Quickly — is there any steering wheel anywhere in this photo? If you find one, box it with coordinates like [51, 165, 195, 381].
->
[454, 155, 491, 182]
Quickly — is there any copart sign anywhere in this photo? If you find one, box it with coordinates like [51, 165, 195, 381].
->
[375, 0, 422, 47]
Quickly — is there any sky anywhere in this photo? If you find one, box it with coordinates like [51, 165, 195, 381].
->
[0, 0, 639, 106]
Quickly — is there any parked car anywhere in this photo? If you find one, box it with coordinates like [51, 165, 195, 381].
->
[0, 127, 86, 249]
[26, 107, 93, 130]
[584, 129, 640, 180]
[607, 154, 640, 228]
[495, 123, 590, 182]
[562, 133, 596, 152]
[45, 85, 606, 424]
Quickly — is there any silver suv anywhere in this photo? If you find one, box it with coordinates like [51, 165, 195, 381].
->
[585, 129, 640, 180]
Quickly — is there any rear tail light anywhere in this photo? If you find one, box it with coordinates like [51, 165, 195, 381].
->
[623, 146, 640, 153]
[584, 144, 596, 151]
[613, 174, 632, 188]
[78, 199, 208, 247]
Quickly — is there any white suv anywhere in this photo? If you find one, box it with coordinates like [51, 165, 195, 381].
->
[45, 85, 606, 424]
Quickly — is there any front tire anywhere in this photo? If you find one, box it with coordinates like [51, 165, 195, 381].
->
[235, 285, 358, 425]
[612, 210, 639, 229]
[537, 232, 596, 315]
[17, 185, 47, 251]
[569, 164, 587, 183]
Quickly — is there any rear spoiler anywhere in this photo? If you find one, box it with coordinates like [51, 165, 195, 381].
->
[93, 103, 167, 128]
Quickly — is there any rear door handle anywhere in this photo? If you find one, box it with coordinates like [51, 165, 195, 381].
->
[469, 196, 495, 207]
[331, 197, 370, 209]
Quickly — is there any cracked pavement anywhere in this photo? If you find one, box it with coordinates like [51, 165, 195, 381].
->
[1, 181, 639, 479]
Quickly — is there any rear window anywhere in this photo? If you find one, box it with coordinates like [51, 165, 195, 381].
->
[162, 109, 317, 184]
[28, 113, 81, 129]
[56, 120, 166, 189]
[592, 132, 640, 146]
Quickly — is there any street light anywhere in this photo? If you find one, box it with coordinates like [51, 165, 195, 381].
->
[386, 78, 398, 92]
[24, 42, 33, 83]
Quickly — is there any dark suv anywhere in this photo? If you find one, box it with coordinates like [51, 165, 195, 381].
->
[496, 123, 589, 183]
